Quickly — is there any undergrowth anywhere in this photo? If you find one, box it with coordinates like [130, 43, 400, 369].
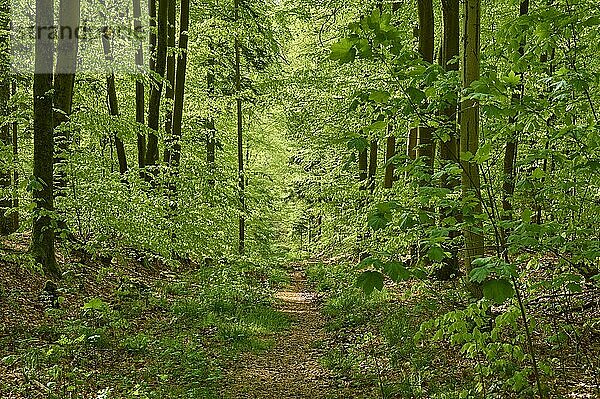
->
[0, 243, 291, 399]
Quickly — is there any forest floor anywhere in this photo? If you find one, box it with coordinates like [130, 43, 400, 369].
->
[221, 264, 359, 399]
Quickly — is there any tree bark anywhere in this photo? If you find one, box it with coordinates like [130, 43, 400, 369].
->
[53, 0, 80, 196]
[11, 81, 18, 231]
[501, 0, 529, 227]
[359, 144, 368, 190]
[134, 0, 146, 171]
[145, 0, 168, 169]
[206, 42, 216, 187]
[435, 0, 461, 280]
[163, 0, 176, 164]
[235, 0, 245, 254]
[0, 0, 16, 234]
[384, 132, 396, 189]
[170, 0, 189, 169]
[461, 0, 484, 287]
[101, 19, 128, 176]
[32, 0, 59, 276]
[368, 139, 378, 193]
[416, 0, 435, 173]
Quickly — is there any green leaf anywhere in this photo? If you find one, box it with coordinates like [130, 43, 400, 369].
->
[83, 298, 108, 311]
[522, 209, 533, 223]
[501, 70, 521, 86]
[469, 266, 490, 284]
[368, 210, 390, 230]
[566, 282, 582, 293]
[473, 142, 492, 164]
[583, 16, 600, 27]
[531, 167, 545, 179]
[330, 38, 357, 63]
[356, 39, 373, 59]
[406, 87, 426, 104]
[399, 213, 418, 230]
[482, 279, 515, 304]
[427, 246, 447, 262]
[460, 151, 474, 162]
[384, 261, 411, 282]
[369, 90, 390, 104]
[365, 120, 387, 132]
[356, 271, 384, 295]
[347, 137, 369, 152]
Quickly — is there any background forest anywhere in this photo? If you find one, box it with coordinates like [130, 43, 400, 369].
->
[0, 0, 599, 398]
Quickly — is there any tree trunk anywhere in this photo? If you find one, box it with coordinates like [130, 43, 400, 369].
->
[134, 0, 146, 171]
[53, 0, 80, 196]
[170, 0, 189, 169]
[359, 144, 368, 190]
[235, 0, 245, 254]
[461, 0, 484, 287]
[206, 42, 216, 187]
[148, 0, 156, 72]
[0, 0, 16, 234]
[436, 0, 461, 280]
[32, 0, 59, 277]
[163, 0, 177, 164]
[101, 24, 128, 176]
[416, 0, 435, 173]
[384, 132, 395, 189]
[368, 139, 378, 193]
[145, 0, 168, 169]
[11, 81, 19, 231]
[501, 0, 529, 230]
[406, 127, 418, 161]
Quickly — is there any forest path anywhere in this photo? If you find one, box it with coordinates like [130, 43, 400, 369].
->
[220, 264, 348, 398]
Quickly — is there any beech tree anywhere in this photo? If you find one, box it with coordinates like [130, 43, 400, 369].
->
[0, 0, 16, 234]
[54, 0, 80, 195]
[133, 0, 146, 170]
[145, 0, 168, 170]
[31, 0, 58, 276]
[460, 0, 483, 284]
[170, 0, 190, 170]
[234, 0, 245, 254]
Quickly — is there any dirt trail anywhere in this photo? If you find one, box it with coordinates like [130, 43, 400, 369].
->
[221, 266, 347, 399]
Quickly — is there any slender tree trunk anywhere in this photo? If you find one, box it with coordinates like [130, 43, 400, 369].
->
[32, 0, 59, 276]
[163, 0, 176, 164]
[134, 0, 146, 171]
[0, 0, 16, 234]
[384, 131, 396, 189]
[234, 0, 245, 254]
[501, 0, 529, 231]
[359, 144, 368, 190]
[148, 0, 156, 72]
[11, 81, 18, 231]
[53, 0, 80, 198]
[368, 139, 378, 193]
[385, 2, 400, 188]
[170, 0, 189, 169]
[461, 0, 484, 287]
[101, 21, 128, 176]
[439, 0, 460, 168]
[406, 127, 418, 161]
[145, 0, 168, 169]
[416, 0, 435, 173]
[206, 42, 216, 187]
